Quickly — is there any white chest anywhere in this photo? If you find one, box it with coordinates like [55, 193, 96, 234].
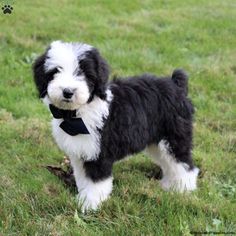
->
[52, 118, 101, 161]
[50, 93, 112, 161]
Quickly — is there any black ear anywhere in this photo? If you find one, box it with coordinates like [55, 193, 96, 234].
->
[32, 52, 48, 98]
[79, 48, 110, 100]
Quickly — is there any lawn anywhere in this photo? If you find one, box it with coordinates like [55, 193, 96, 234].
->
[0, 0, 235, 235]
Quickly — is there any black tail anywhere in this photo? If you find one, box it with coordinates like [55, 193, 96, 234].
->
[171, 69, 188, 95]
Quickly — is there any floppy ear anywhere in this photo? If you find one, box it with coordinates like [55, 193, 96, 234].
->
[32, 52, 48, 98]
[80, 48, 110, 100]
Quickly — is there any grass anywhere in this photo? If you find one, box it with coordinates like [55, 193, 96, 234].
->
[0, 0, 235, 235]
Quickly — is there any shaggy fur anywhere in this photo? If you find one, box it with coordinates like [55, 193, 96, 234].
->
[33, 41, 199, 211]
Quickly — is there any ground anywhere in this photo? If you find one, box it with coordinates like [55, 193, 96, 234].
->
[0, 0, 235, 235]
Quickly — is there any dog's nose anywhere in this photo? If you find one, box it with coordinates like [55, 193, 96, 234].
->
[63, 88, 74, 99]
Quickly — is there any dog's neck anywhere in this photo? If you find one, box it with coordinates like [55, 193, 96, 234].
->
[43, 89, 113, 134]
[49, 104, 89, 136]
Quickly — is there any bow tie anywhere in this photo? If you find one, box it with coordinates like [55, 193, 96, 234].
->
[49, 104, 89, 136]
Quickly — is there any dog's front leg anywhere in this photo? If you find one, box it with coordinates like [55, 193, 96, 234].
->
[70, 157, 113, 212]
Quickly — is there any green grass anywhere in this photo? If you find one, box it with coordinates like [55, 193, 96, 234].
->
[0, 0, 236, 235]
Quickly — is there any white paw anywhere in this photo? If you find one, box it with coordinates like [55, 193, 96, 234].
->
[76, 177, 113, 212]
[76, 193, 101, 212]
[160, 167, 199, 192]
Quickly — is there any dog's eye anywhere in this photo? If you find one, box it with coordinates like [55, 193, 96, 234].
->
[46, 67, 61, 76]
[77, 70, 83, 76]
[75, 70, 84, 80]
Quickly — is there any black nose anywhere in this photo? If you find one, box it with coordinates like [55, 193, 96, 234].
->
[63, 88, 74, 99]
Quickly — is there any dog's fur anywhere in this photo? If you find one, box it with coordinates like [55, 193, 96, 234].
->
[33, 41, 199, 211]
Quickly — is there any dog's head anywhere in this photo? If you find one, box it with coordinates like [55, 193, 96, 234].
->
[33, 41, 109, 110]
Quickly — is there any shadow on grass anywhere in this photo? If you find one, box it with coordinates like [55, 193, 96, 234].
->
[44, 164, 77, 193]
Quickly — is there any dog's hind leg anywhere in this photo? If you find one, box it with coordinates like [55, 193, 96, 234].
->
[146, 140, 199, 192]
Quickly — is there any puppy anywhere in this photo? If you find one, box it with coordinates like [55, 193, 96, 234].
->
[33, 41, 199, 211]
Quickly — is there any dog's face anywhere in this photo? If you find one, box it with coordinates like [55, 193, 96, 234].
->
[33, 41, 109, 110]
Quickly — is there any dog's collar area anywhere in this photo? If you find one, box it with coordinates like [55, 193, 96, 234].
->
[49, 104, 90, 136]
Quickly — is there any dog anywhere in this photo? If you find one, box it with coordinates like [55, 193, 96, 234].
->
[33, 41, 199, 211]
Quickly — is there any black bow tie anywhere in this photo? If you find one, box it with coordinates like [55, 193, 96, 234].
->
[49, 104, 89, 136]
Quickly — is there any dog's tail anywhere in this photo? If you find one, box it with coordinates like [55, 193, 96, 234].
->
[171, 69, 188, 95]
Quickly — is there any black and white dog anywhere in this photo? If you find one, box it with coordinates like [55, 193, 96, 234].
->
[33, 41, 199, 211]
